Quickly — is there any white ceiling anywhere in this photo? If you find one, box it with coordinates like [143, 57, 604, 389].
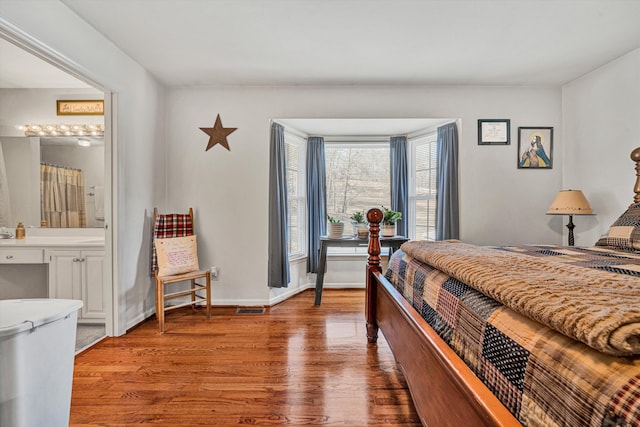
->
[2, 1, 639, 136]
[0, 38, 91, 89]
[60, 0, 640, 87]
[2, 1, 640, 88]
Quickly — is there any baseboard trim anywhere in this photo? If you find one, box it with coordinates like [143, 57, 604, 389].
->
[124, 283, 365, 332]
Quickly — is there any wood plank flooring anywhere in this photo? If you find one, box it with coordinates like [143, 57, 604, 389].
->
[70, 289, 421, 426]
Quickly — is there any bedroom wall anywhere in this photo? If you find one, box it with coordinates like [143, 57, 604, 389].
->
[0, 0, 166, 334]
[166, 85, 562, 305]
[563, 48, 640, 247]
[2, 4, 632, 328]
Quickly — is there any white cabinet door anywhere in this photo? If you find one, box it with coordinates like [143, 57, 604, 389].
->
[48, 250, 82, 301]
[81, 250, 105, 322]
[49, 249, 105, 322]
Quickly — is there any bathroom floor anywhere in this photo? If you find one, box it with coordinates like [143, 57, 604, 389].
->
[75, 324, 105, 353]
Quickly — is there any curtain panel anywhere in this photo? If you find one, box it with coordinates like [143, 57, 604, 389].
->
[436, 123, 460, 240]
[306, 137, 327, 274]
[268, 122, 290, 288]
[40, 164, 87, 228]
[390, 136, 408, 237]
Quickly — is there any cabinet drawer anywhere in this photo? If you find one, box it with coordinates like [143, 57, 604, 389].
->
[0, 249, 44, 264]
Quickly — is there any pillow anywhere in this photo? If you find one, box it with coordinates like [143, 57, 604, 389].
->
[154, 235, 199, 276]
[596, 203, 640, 250]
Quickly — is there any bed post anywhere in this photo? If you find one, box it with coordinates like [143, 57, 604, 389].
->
[632, 147, 640, 205]
[366, 208, 383, 343]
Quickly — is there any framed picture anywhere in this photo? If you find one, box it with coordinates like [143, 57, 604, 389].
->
[478, 119, 510, 145]
[518, 127, 553, 169]
[56, 99, 104, 116]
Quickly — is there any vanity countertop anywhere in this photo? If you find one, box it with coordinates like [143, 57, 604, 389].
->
[0, 236, 105, 247]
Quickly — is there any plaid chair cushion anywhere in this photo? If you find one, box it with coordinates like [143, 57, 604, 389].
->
[151, 213, 194, 273]
[596, 203, 640, 250]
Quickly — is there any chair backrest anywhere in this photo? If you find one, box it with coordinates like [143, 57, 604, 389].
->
[151, 207, 195, 274]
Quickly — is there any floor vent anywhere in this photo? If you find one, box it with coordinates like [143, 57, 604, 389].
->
[235, 307, 266, 315]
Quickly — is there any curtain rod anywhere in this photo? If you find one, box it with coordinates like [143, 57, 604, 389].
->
[40, 162, 82, 172]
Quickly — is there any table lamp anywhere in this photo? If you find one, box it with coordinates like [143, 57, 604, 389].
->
[546, 190, 593, 246]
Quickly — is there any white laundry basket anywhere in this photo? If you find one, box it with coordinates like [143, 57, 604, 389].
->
[0, 299, 83, 427]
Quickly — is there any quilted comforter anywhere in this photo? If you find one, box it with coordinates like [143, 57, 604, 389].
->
[385, 242, 640, 427]
[400, 240, 640, 356]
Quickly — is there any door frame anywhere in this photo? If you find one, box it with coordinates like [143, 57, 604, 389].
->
[0, 22, 119, 336]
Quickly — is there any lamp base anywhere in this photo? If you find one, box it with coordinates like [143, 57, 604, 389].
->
[566, 215, 575, 246]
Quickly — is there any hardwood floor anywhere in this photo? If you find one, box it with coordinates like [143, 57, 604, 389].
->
[70, 289, 421, 426]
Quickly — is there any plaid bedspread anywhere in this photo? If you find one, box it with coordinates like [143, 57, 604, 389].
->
[401, 241, 640, 356]
[385, 245, 640, 427]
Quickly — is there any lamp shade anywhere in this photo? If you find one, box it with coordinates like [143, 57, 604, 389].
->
[547, 190, 593, 215]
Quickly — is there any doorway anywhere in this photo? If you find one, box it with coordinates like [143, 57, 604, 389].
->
[0, 33, 116, 343]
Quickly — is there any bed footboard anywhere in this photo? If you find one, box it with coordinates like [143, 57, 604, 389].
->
[365, 208, 520, 427]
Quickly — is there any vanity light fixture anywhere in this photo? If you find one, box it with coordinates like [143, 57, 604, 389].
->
[17, 123, 104, 137]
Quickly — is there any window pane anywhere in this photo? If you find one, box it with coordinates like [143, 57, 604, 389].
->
[325, 144, 390, 227]
[411, 133, 438, 241]
[285, 143, 298, 196]
[415, 141, 437, 196]
[415, 199, 436, 241]
[286, 170, 297, 195]
[284, 131, 305, 258]
[415, 169, 429, 196]
[429, 167, 437, 196]
[287, 199, 299, 254]
[285, 141, 298, 170]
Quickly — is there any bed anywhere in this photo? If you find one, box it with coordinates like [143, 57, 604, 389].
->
[365, 148, 640, 427]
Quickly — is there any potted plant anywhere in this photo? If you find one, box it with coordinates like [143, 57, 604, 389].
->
[327, 215, 344, 239]
[381, 206, 402, 237]
[350, 211, 369, 239]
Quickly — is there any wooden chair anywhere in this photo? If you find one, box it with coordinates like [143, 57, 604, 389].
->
[152, 208, 211, 333]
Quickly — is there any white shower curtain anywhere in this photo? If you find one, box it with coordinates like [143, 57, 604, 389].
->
[0, 141, 12, 228]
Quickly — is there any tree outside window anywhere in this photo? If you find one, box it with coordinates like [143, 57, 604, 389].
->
[325, 143, 390, 229]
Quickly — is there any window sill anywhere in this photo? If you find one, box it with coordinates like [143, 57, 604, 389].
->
[289, 254, 307, 264]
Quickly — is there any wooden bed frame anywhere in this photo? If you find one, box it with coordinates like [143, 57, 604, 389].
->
[365, 147, 640, 427]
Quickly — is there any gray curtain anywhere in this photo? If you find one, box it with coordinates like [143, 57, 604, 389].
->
[268, 122, 290, 288]
[390, 136, 408, 237]
[436, 123, 459, 240]
[306, 136, 326, 273]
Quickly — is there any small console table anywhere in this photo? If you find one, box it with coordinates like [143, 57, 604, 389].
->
[314, 235, 408, 305]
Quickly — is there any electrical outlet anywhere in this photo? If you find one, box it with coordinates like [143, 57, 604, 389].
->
[210, 266, 219, 280]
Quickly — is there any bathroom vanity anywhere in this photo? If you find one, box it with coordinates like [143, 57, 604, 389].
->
[0, 233, 105, 324]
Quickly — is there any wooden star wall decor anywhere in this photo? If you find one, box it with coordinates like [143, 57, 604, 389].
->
[200, 114, 237, 152]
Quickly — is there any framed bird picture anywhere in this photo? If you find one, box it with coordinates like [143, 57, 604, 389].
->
[518, 127, 553, 169]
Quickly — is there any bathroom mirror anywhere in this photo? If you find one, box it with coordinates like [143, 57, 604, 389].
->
[40, 136, 105, 228]
[0, 37, 106, 230]
[0, 135, 105, 228]
[0, 136, 40, 228]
